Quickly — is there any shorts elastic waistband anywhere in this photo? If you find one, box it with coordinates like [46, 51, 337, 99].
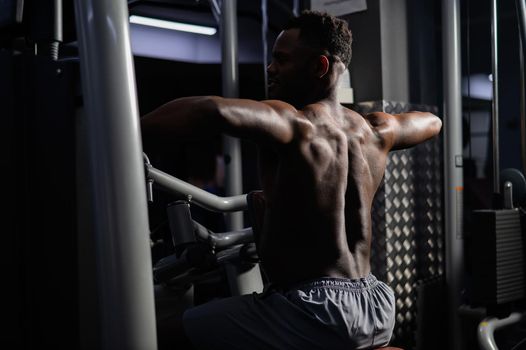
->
[289, 274, 379, 291]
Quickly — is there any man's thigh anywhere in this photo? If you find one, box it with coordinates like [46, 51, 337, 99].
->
[182, 291, 349, 350]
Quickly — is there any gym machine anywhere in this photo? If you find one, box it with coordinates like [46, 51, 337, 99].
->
[467, 0, 526, 349]
[144, 153, 262, 293]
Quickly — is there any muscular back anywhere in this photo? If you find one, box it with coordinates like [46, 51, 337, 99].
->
[257, 103, 388, 286]
[141, 95, 441, 286]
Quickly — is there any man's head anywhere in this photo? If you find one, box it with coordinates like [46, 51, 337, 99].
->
[267, 11, 352, 106]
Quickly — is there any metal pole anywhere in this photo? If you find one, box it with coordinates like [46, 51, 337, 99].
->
[73, 1, 157, 349]
[521, 40, 526, 177]
[478, 313, 524, 350]
[221, 0, 243, 230]
[261, 0, 269, 99]
[147, 166, 248, 212]
[29, 0, 62, 60]
[293, 0, 300, 16]
[220, 0, 264, 295]
[491, 0, 500, 196]
[516, 0, 526, 176]
[442, 0, 464, 349]
[207, 0, 221, 25]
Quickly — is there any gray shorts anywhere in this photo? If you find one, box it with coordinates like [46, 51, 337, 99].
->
[183, 274, 395, 349]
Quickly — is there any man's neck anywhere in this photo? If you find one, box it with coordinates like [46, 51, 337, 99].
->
[293, 87, 338, 109]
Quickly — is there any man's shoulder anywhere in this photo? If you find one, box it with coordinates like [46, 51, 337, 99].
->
[341, 106, 366, 121]
[261, 99, 297, 112]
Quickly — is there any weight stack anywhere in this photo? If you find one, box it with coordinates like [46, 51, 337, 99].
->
[471, 209, 525, 305]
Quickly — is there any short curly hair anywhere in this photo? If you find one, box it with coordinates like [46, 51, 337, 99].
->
[284, 10, 353, 67]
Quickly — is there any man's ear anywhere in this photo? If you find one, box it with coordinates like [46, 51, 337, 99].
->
[316, 55, 330, 78]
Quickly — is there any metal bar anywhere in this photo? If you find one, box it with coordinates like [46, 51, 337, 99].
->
[147, 166, 248, 212]
[193, 221, 254, 249]
[442, 0, 464, 349]
[208, 0, 221, 24]
[478, 312, 524, 350]
[53, 0, 63, 43]
[261, 0, 269, 99]
[491, 0, 500, 195]
[221, 0, 243, 230]
[220, 0, 263, 296]
[29, 0, 62, 60]
[73, 1, 157, 349]
[219, 0, 237, 97]
[293, 0, 300, 16]
[15, 0, 24, 23]
[216, 243, 257, 264]
[521, 39, 526, 177]
[517, 0, 526, 176]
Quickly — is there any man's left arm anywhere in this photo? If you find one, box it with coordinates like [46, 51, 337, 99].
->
[365, 111, 442, 151]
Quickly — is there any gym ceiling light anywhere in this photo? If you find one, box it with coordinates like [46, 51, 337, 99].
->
[129, 15, 217, 36]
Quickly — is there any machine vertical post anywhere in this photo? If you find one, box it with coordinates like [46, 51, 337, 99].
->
[221, 0, 244, 231]
[442, 0, 464, 349]
[73, 0, 157, 348]
[516, 0, 526, 176]
[220, 0, 264, 295]
[491, 0, 500, 196]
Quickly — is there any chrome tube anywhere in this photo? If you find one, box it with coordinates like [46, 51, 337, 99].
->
[517, 0, 526, 175]
[73, 0, 157, 348]
[193, 221, 254, 249]
[478, 313, 524, 350]
[221, 0, 244, 230]
[147, 166, 248, 212]
[261, 0, 269, 99]
[442, 0, 464, 349]
[207, 0, 221, 24]
[220, 0, 264, 296]
[491, 0, 500, 194]
[293, 0, 300, 16]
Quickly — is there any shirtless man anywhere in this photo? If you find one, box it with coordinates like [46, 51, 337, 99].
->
[141, 11, 442, 350]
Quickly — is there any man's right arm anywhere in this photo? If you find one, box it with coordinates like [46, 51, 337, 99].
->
[364, 111, 442, 151]
[141, 96, 299, 149]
